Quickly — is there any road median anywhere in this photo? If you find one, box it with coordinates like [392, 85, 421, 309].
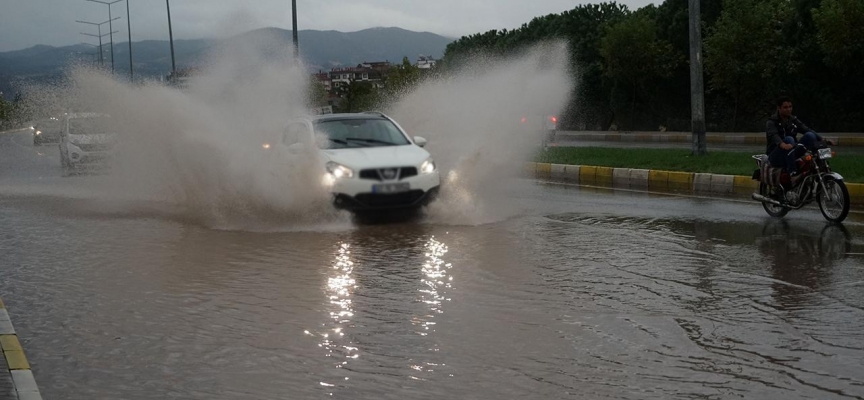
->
[526, 161, 864, 206]
[557, 131, 864, 147]
[536, 147, 864, 183]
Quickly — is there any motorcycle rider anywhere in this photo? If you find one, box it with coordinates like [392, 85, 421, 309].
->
[766, 96, 832, 179]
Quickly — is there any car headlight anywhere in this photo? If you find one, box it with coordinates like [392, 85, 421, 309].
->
[420, 158, 436, 174]
[326, 162, 354, 179]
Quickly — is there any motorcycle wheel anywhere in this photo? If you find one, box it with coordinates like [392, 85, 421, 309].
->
[760, 182, 789, 218]
[818, 179, 850, 223]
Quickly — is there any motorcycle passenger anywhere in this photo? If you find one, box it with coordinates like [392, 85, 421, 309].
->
[766, 96, 831, 178]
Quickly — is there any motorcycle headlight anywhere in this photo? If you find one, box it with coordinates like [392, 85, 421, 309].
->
[420, 158, 436, 174]
[326, 162, 354, 179]
[35, 131, 41, 135]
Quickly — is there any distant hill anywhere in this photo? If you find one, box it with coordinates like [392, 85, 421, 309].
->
[0, 27, 452, 95]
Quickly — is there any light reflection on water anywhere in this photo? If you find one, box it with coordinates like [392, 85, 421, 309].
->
[409, 236, 453, 379]
[8, 188, 864, 399]
[313, 242, 358, 391]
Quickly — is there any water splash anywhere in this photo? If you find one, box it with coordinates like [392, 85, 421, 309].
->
[388, 41, 574, 225]
[15, 37, 572, 229]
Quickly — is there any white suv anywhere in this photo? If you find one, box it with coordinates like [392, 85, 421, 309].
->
[59, 113, 117, 175]
[280, 112, 440, 211]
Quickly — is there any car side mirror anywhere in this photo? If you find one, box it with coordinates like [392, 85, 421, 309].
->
[414, 136, 427, 148]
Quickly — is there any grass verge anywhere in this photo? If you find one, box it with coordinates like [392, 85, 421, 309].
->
[535, 147, 864, 183]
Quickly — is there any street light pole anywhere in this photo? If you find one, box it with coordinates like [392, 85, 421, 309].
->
[86, 0, 123, 74]
[688, 0, 707, 156]
[126, 0, 133, 80]
[166, 0, 176, 76]
[77, 19, 117, 66]
[292, 0, 298, 57]
[80, 32, 106, 65]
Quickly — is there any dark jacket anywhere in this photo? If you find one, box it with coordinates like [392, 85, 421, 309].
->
[765, 113, 819, 154]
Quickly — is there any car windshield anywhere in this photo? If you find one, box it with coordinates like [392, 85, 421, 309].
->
[314, 118, 410, 149]
[37, 119, 61, 130]
[69, 117, 112, 135]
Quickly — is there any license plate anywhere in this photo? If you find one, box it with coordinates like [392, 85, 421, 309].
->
[818, 148, 832, 159]
[372, 183, 409, 194]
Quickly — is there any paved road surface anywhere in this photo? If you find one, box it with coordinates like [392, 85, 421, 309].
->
[1, 130, 864, 399]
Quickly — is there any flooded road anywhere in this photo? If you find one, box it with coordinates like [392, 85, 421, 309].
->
[2, 131, 864, 399]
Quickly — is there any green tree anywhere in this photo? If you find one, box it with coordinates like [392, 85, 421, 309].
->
[385, 57, 421, 98]
[704, 0, 796, 130]
[0, 97, 10, 128]
[812, 0, 864, 72]
[306, 77, 329, 108]
[439, 0, 862, 132]
[600, 10, 681, 129]
[558, 3, 629, 130]
[342, 80, 377, 113]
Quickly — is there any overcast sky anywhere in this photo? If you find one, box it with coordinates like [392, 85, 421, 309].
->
[0, 0, 655, 52]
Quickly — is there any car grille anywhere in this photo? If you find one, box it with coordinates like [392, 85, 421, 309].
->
[359, 167, 418, 181]
[354, 190, 425, 207]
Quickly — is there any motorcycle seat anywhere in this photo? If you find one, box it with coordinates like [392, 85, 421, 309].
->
[755, 154, 783, 187]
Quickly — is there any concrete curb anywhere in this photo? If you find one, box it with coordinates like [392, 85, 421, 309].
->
[0, 298, 42, 400]
[557, 132, 864, 147]
[528, 162, 864, 205]
[0, 128, 29, 135]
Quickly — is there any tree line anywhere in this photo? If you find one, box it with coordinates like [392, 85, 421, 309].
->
[441, 0, 864, 132]
[0, 94, 27, 130]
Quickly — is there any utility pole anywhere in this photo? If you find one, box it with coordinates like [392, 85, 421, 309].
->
[688, 0, 707, 156]
[166, 0, 176, 77]
[86, 0, 123, 74]
[126, 0, 133, 81]
[292, 0, 299, 57]
[77, 19, 116, 66]
[81, 34, 108, 65]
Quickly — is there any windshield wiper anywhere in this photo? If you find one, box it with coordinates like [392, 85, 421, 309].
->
[344, 138, 397, 146]
[328, 138, 350, 146]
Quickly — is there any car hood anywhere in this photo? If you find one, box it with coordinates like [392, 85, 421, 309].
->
[321, 145, 430, 169]
[68, 133, 117, 144]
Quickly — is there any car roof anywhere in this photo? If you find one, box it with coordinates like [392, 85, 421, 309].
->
[311, 113, 388, 123]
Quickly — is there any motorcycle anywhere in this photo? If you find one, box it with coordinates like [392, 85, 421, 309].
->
[751, 143, 850, 223]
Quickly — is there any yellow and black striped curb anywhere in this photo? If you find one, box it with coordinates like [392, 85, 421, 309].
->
[557, 132, 864, 147]
[0, 128, 30, 135]
[526, 162, 864, 205]
[0, 298, 42, 400]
